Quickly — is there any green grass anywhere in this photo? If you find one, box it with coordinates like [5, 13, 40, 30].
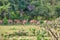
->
[0, 25, 40, 33]
[0, 25, 60, 40]
[0, 25, 40, 40]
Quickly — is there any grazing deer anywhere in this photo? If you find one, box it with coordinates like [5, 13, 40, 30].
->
[8, 19, 13, 24]
[0, 20, 3, 24]
[30, 19, 37, 24]
[22, 20, 27, 25]
[14, 19, 21, 24]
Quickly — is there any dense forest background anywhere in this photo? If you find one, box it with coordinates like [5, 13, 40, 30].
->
[0, 0, 60, 21]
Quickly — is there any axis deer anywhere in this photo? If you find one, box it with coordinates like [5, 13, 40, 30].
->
[0, 20, 3, 24]
[14, 19, 21, 24]
[30, 20, 37, 24]
[8, 19, 13, 24]
[22, 20, 27, 25]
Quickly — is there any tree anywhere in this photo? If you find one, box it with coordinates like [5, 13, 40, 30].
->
[0, 0, 60, 20]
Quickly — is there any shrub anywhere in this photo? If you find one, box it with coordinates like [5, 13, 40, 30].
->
[40, 20, 44, 24]
[3, 17, 8, 25]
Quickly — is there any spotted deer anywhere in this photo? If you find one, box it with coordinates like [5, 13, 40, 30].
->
[14, 19, 21, 24]
[0, 20, 3, 24]
[8, 19, 13, 24]
[30, 20, 37, 24]
[22, 20, 27, 25]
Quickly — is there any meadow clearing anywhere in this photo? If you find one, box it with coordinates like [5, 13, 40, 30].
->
[0, 25, 49, 40]
[0, 25, 60, 40]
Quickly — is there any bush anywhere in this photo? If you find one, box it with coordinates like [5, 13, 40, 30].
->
[40, 20, 44, 24]
[3, 17, 8, 25]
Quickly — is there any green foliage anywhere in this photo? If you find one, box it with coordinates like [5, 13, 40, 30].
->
[3, 17, 8, 25]
[55, 4, 60, 17]
[40, 20, 44, 24]
[37, 29, 47, 40]
[29, 28, 36, 36]
[0, 0, 60, 21]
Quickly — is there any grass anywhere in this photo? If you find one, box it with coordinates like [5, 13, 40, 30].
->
[0, 25, 60, 40]
[0, 25, 40, 33]
[0, 25, 41, 40]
